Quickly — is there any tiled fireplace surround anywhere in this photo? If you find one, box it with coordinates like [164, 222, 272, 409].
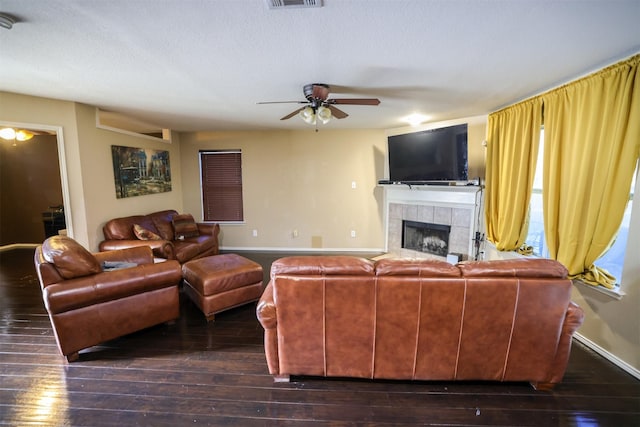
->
[383, 185, 483, 261]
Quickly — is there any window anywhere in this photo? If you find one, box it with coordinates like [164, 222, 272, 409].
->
[594, 166, 635, 282]
[525, 129, 636, 286]
[527, 131, 548, 258]
[200, 150, 244, 222]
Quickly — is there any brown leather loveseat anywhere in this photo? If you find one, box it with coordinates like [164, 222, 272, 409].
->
[35, 235, 182, 362]
[99, 209, 220, 263]
[256, 256, 584, 390]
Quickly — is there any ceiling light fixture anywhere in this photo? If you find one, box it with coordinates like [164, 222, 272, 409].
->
[299, 105, 332, 126]
[0, 127, 35, 144]
[403, 113, 430, 127]
[0, 13, 16, 30]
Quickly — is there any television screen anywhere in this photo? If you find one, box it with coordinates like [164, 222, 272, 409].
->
[387, 124, 468, 183]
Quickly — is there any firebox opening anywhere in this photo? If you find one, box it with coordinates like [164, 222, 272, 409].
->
[402, 220, 451, 257]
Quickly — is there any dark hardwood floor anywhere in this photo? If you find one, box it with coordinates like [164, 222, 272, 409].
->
[1, 248, 638, 426]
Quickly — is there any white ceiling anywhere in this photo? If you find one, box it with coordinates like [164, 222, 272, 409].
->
[1, 0, 638, 132]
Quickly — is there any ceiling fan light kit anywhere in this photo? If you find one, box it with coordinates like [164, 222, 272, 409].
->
[300, 105, 332, 125]
[316, 106, 332, 124]
[300, 106, 316, 124]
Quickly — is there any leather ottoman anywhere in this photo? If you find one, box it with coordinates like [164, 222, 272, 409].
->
[182, 254, 264, 322]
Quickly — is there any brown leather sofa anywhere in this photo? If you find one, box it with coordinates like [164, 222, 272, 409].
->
[256, 256, 584, 390]
[99, 209, 220, 263]
[35, 235, 182, 362]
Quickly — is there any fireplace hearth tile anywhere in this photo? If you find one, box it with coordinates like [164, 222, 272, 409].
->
[453, 208, 473, 226]
[402, 204, 418, 221]
[417, 205, 435, 223]
[434, 207, 452, 225]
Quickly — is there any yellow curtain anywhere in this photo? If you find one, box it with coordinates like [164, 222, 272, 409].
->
[485, 98, 542, 251]
[542, 55, 640, 288]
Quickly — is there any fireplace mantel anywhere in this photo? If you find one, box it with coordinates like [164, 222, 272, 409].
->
[380, 184, 483, 260]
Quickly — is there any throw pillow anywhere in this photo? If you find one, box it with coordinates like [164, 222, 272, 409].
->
[172, 213, 200, 239]
[102, 261, 138, 271]
[41, 235, 102, 279]
[133, 224, 162, 241]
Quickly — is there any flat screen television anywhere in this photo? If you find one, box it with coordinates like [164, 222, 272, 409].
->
[385, 123, 468, 184]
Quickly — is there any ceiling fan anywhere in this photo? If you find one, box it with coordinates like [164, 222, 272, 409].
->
[258, 83, 380, 125]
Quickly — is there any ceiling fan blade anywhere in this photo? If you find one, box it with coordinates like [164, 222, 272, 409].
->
[257, 101, 307, 104]
[328, 105, 349, 119]
[329, 98, 381, 106]
[280, 107, 306, 120]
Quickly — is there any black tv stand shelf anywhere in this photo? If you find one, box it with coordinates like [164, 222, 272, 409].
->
[378, 179, 479, 187]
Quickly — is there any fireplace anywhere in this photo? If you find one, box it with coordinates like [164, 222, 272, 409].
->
[402, 220, 451, 257]
[383, 186, 481, 260]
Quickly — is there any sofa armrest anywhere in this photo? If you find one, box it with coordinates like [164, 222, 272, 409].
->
[196, 222, 220, 254]
[43, 260, 182, 314]
[256, 281, 279, 375]
[94, 246, 154, 266]
[531, 301, 585, 390]
[256, 281, 276, 329]
[99, 239, 177, 260]
[197, 222, 220, 238]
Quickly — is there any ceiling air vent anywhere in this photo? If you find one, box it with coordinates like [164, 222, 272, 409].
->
[265, 0, 323, 9]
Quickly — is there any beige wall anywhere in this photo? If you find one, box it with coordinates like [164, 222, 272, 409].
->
[180, 129, 388, 250]
[0, 92, 183, 250]
[180, 118, 487, 251]
[0, 91, 90, 245]
[73, 103, 183, 250]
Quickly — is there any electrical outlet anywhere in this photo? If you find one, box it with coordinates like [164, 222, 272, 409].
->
[351, 181, 357, 189]
[292, 229, 299, 238]
[350, 230, 356, 238]
[252, 229, 258, 237]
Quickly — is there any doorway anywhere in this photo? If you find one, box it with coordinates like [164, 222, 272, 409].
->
[0, 122, 71, 248]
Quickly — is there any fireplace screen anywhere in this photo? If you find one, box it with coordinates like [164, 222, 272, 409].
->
[402, 220, 451, 257]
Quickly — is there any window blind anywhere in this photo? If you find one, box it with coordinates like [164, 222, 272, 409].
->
[200, 151, 243, 222]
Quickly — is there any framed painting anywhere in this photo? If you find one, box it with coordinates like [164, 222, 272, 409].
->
[111, 145, 171, 198]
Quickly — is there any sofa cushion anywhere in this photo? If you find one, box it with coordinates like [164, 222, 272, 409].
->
[133, 224, 162, 241]
[457, 258, 568, 278]
[102, 261, 138, 271]
[375, 258, 461, 277]
[41, 235, 102, 280]
[270, 256, 375, 277]
[172, 213, 200, 239]
[103, 215, 157, 240]
[150, 210, 178, 240]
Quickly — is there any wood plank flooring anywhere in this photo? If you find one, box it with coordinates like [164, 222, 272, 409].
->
[1, 248, 639, 426]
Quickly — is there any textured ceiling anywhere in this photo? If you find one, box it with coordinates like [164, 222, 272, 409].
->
[0, 0, 638, 132]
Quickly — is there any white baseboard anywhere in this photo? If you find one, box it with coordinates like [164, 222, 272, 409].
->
[574, 333, 640, 380]
[220, 246, 385, 253]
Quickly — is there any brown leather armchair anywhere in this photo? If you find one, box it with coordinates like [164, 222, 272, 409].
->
[34, 235, 182, 362]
